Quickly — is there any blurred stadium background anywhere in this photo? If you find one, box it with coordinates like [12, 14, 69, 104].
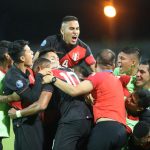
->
[0, 0, 150, 149]
[0, 0, 150, 58]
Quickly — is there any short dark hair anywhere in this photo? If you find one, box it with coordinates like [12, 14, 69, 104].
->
[0, 40, 12, 63]
[32, 57, 50, 73]
[0, 40, 12, 49]
[9, 40, 29, 63]
[140, 59, 150, 73]
[0, 47, 8, 62]
[133, 121, 150, 139]
[135, 89, 150, 109]
[132, 121, 150, 148]
[96, 49, 116, 66]
[39, 48, 57, 58]
[120, 47, 141, 61]
[62, 16, 78, 24]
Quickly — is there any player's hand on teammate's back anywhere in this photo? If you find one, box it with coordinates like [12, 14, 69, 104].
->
[42, 74, 54, 84]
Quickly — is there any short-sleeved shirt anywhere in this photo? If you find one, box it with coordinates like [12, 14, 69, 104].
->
[51, 67, 92, 123]
[40, 35, 96, 68]
[87, 72, 126, 125]
[0, 69, 10, 137]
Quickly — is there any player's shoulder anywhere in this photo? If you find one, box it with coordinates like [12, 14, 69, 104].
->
[4, 66, 28, 91]
[5, 66, 17, 78]
[77, 38, 90, 49]
[40, 34, 61, 48]
[5, 66, 27, 85]
[45, 34, 61, 42]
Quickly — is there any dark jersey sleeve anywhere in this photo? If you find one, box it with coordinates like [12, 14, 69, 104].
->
[42, 83, 54, 93]
[84, 44, 92, 57]
[4, 73, 43, 103]
[19, 73, 44, 103]
[21, 83, 54, 105]
[40, 35, 58, 50]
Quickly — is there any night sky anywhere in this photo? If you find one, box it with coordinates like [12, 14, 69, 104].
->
[0, 0, 150, 44]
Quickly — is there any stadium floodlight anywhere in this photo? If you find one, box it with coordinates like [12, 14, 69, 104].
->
[104, 5, 116, 18]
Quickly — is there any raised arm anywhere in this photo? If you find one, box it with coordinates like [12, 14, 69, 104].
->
[43, 75, 93, 97]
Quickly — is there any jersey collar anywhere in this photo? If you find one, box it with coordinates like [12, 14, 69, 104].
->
[101, 69, 113, 73]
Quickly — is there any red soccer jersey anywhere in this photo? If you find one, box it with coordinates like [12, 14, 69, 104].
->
[40, 35, 96, 68]
[87, 72, 126, 125]
[52, 68, 80, 85]
[59, 45, 96, 68]
[50, 67, 92, 123]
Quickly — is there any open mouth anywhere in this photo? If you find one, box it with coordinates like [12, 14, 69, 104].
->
[72, 36, 77, 42]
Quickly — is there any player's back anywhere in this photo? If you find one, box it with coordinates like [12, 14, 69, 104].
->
[52, 67, 92, 123]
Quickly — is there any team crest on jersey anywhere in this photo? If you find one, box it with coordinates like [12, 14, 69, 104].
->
[41, 40, 47, 47]
[72, 52, 79, 61]
[16, 80, 24, 89]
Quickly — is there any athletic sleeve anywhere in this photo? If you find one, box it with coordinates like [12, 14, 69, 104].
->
[40, 38, 50, 50]
[86, 73, 98, 89]
[84, 45, 96, 65]
[86, 72, 105, 88]
[19, 73, 43, 103]
[40, 35, 57, 50]
[42, 83, 54, 93]
[4, 73, 43, 103]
